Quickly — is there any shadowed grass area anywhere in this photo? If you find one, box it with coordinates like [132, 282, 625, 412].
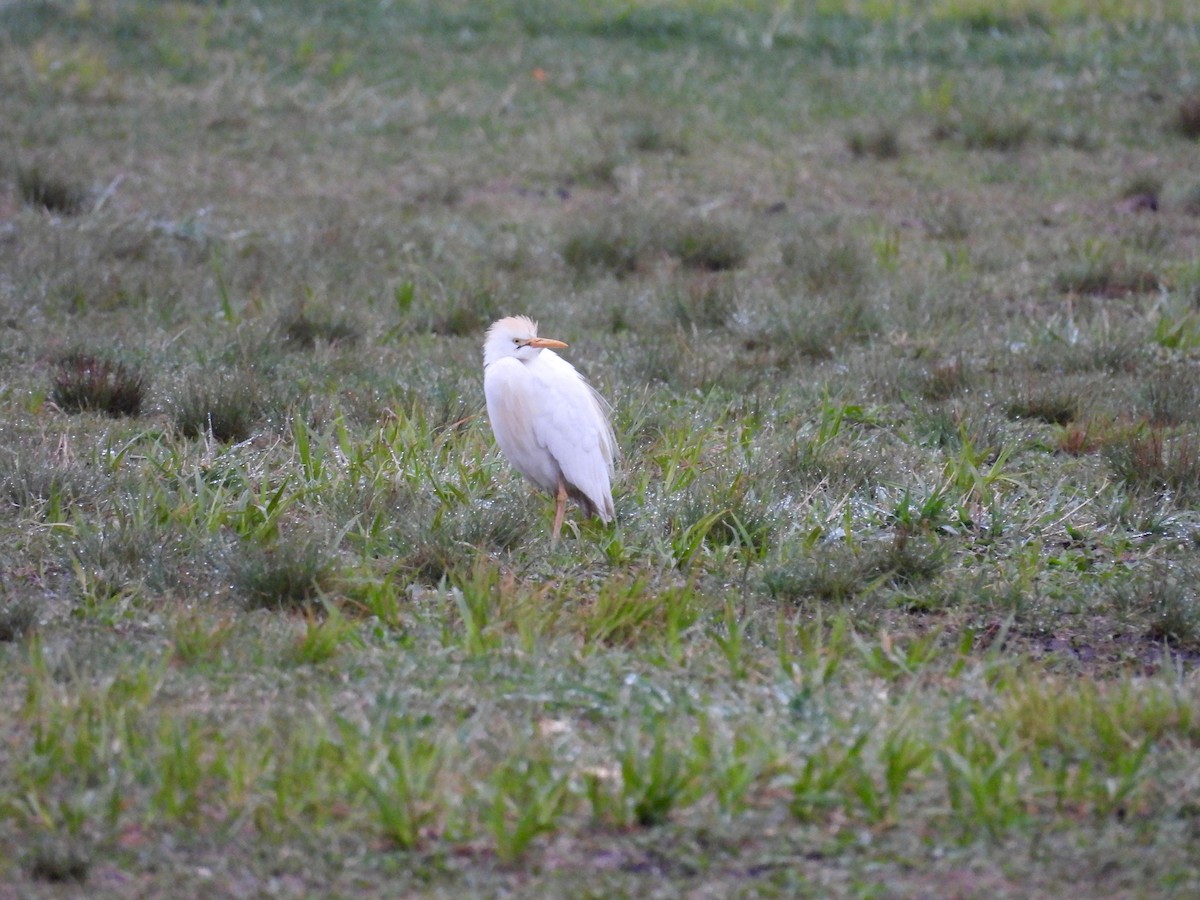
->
[15, 160, 89, 214]
[2, 0, 1200, 895]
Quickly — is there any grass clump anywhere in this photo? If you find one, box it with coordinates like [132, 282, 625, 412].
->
[1053, 257, 1158, 297]
[172, 372, 265, 443]
[958, 8, 1049, 33]
[764, 537, 947, 607]
[933, 110, 1032, 151]
[1173, 94, 1200, 140]
[1118, 173, 1162, 208]
[565, 147, 623, 189]
[847, 123, 902, 159]
[1140, 369, 1200, 426]
[1181, 183, 1200, 216]
[1114, 563, 1200, 650]
[358, 733, 447, 851]
[286, 607, 361, 665]
[562, 210, 647, 277]
[25, 840, 91, 884]
[668, 273, 736, 329]
[780, 225, 872, 298]
[1005, 387, 1080, 425]
[170, 614, 235, 666]
[1145, 584, 1200, 649]
[429, 283, 502, 337]
[617, 718, 702, 827]
[233, 536, 341, 611]
[485, 753, 570, 863]
[920, 196, 971, 240]
[17, 164, 88, 214]
[0, 595, 37, 641]
[921, 357, 970, 401]
[562, 207, 746, 278]
[666, 216, 748, 272]
[1106, 428, 1200, 503]
[624, 116, 687, 155]
[50, 351, 147, 417]
[279, 307, 360, 348]
[762, 291, 880, 362]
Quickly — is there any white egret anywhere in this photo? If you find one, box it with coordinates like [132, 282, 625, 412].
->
[483, 316, 617, 543]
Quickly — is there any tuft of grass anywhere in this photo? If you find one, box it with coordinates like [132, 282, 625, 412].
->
[1053, 257, 1158, 297]
[585, 717, 702, 828]
[959, 8, 1049, 33]
[669, 272, 736, 329]
[1145, 585, 1200, 649]
[0, 594, 37, 641]
[780, 225, 872, 298]
[764, 537, 947, 607]
[1113, 563, 1200, 649]
[561, 212, 646, 277]
[1042, 123, 1099, 151]
[921, 357, 970, 401]
[933, 111, 1032, 151]
[1006, 387, 1080, 425]
[408, 170, 464, 206]
[1152, 305, 1200, 351]
[565, 147, 623, 188]
[847, 123, 902, 159]
[666, 216, 748, 272]
[789, 733, 869, 824]
[279, 307, 360, 349]
[428, 282, 502, 337]
[0, 452, 103, 519]
[575, 577, 700, 651]
[172, 372, 264, 443]
[51, 352, 147, 417]
[1181, 183, 1200, 216]
[562, 206, 746, 278]
[1140, 369, 1200, 426]
[624, 116, 687, 155]
[357, 733, 447, 851]
[1050, 419, 1092, 453]
[1107, 428, 1200, 503]
[485, 753, 570, 864]
[1173, 94, 1200, 140]
[920, 196, 971, 240]
[25, 839, 91, 884]
[1119, 173, 1162, 204]
[17, 164, 88, 214]
[169, 613, 235, 666]
[233, 537, 340, 611]
[285, 607, 361, 665]
[1126, 218, 1170, 254]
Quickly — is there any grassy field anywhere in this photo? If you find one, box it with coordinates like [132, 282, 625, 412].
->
[3, 0, 1200, 895]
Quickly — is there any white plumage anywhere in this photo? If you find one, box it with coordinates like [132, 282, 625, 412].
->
[483, 316, 617, 542]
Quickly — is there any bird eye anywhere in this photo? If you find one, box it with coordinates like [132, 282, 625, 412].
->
[513, 338, 520, 344]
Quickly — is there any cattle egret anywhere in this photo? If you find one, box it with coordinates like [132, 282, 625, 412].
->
[483, 316, 617, 543]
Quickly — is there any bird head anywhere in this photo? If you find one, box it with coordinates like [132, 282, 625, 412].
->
[483, 315, 568, 367]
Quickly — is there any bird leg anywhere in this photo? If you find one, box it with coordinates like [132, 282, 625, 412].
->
[551, 477, 568, 546]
